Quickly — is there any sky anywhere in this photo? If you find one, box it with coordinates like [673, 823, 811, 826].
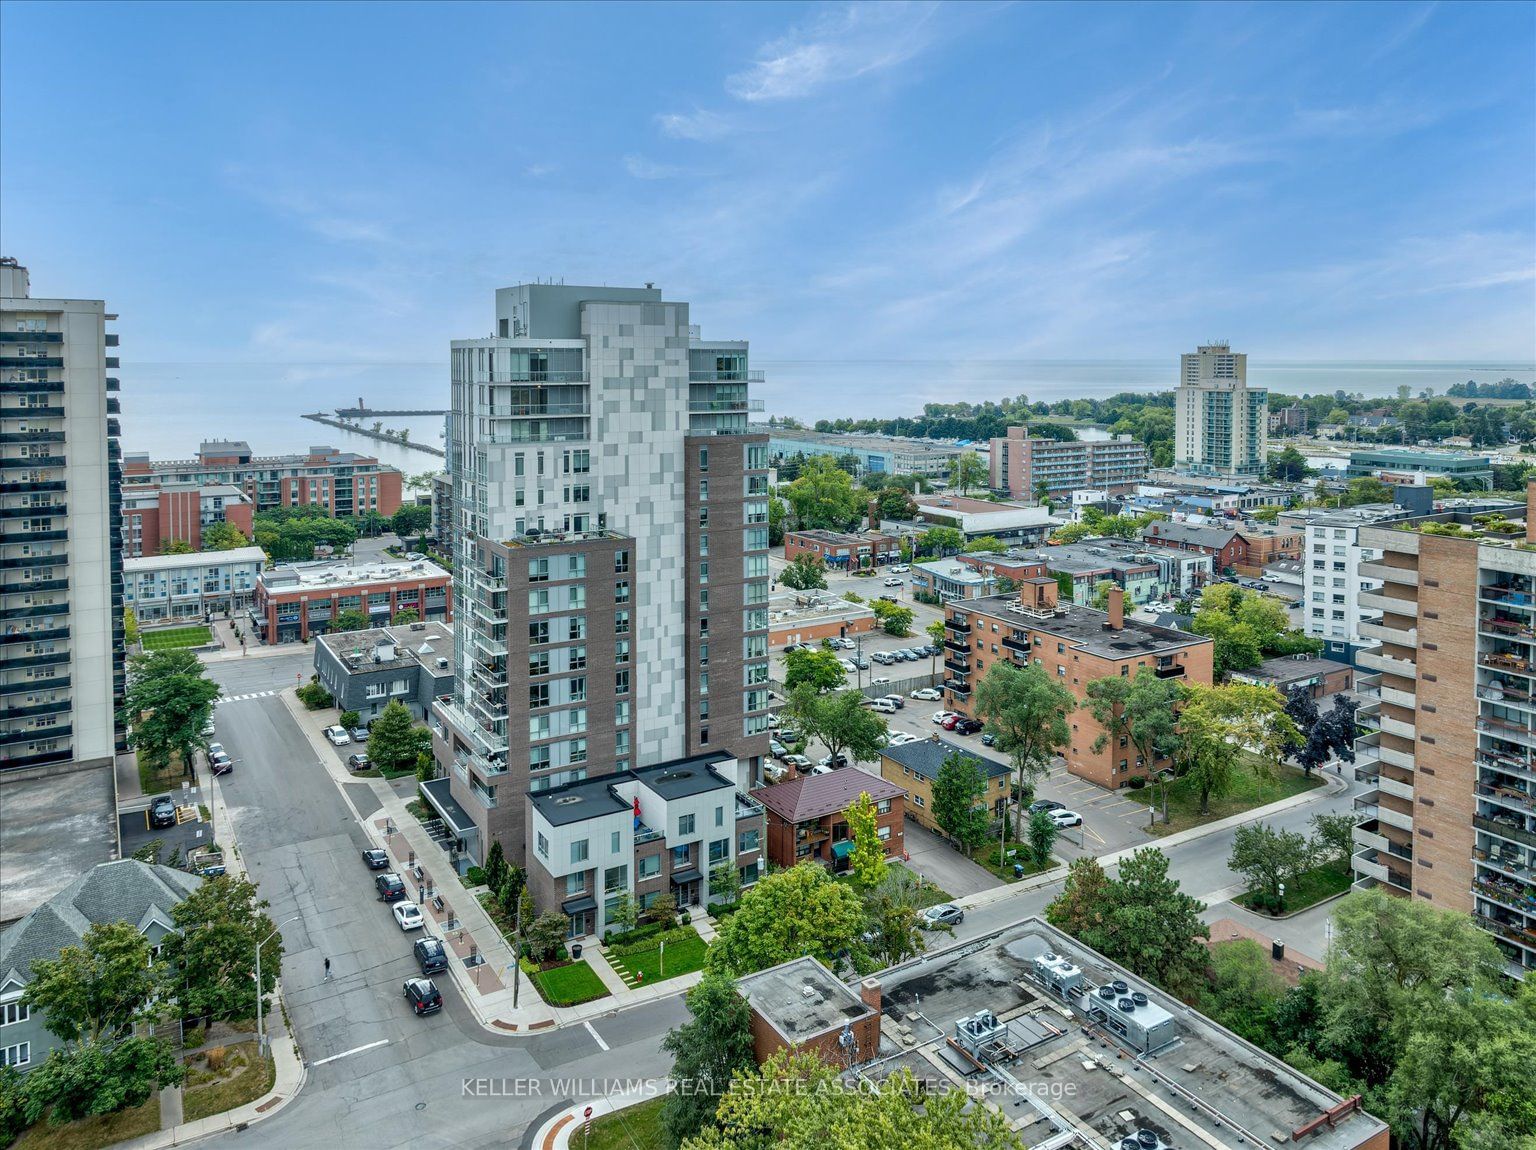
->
[3, 0, 1534, 427]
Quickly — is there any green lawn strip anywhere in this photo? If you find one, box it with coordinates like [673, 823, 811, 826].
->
[12, 1096, 161, 1150]
[975, 845, 1060, 884]
[583, 1095, 667, 1150]
[142, 626, 212, 650]
[1121, 759, 1324, 836]
[181, 1041, 276, 1122]
[605, 927, 709, 984]
[529, 960, 610, 1007]
[1234, 863, 1353, 916]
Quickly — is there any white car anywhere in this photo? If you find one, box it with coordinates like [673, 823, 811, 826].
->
[891, 565, 910, 574]
[1048, 809, 1083, 828]
[392, 901, 425, 931]
[883, 577, 902, 587]
[886, 731, 918, 747]
[911, 687, 942, 701]
[931, 711, 958, 725]
[324, 726, 351, 746]
[206, 742, 225, 760]
[870, 676, 891, 686]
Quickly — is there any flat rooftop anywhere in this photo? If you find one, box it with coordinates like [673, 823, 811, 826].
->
[528, 775, 633, 827]
[738, 955, 874, 1043]
[962, 594, 1207, 660]
[316, 620, 453, 672]
[1235, 654, 1354, 686]
[757, 426, 968, 457]
[869, 919, 1387, 1150]
[125, 546, 267, 574]
[260, 556, 449, 592]
[632, 754, 734, 800]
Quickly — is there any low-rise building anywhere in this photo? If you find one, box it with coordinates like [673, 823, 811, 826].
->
[1346, 446, 1492, 485]
[1140, 520, 1302, 577]
[942, 579, 1213, 788]
[1041, 538, 1212, 605]
[751, 769, 905, 869]
[0, 860, 201, 1073]
[123, 441, 404, 518]
[892, 494, 1059, 546]
[313, 621, 454, 721]
[783, 529, 898, 570]
[1231, 654, 1355, 699]
[738, 956, 883, 1068]
[908, 558, 1000, 601]
[252, 556, 451, 644]
[121, 483, 255, 558]
[769, 591, 876, 649]
[522, 753, 765, 939]
[953, 554, 1049, 585]
[988, 426, 1148, 499]
[759, 426, 967, 479]
[880, 736, 1009, 829]
[122, 546, 266, 624]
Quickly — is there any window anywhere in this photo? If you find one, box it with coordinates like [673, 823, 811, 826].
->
[709, 838, 730, 864]
[738, 828, 760, 853]
[700, 641, 709, 665]
[529, 558, 549, 583]
[0, 1044, 29, 1069]
[529, 620, 549, 644]
[698, 562, 708, 584]
[616, 581, 631, 604]
[617, 640, 631, 664]
[616, 669, 630, 694]
[528, 588, 550, 613]
[876, 798, 892, 814]
[699, 480, 708, 500]
[714, 804, 724, 827]
[529, 683, 550, 709]
[604, 864, 628, 892]
[567, 586, 586, 610]
[569, 676, 587, 703]
[571, 839, 589, 864]
[529, 714, 551, 740]
[615, 610, 630, 635]
[699, 672, 709, 696]
[876, 825, 892, 841]
[699, 589, 709, 611]
[569, 646, 587, 670]
[638, 854, 661, 879]
[678, 813, 696, 836]
[566, 873, 585, 896]
[610, 830, 621, 853]
[529, 652, 550, 677]
[615, 550, 630, 574]
[569, 617, 586, 641]
[698, 446, 709, 471]
[569, 738, 587, 763]
[537, 833, 549, 858]
[0, 1002, 28, 1027]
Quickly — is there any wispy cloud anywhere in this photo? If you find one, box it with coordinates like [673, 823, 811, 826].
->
[1368, 2, 1438, 65]
[726, 1, 944, 103]
[656, 109, 734, 141]
[624, 154, 685, 180]
[223, 163, 402, 248]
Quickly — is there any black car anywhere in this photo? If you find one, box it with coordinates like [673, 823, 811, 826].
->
[362, 848, 389, 870]
[347, 753, 371, 772]
[148, 796, 177, 828]
[981, 732, 997, 747]
[414, 936, 448, 975]
[403, 977, 442, 1015]
[376, 872, 407, 901]
[1029, 799, 1065, 814]
[955, 718, 985, 736]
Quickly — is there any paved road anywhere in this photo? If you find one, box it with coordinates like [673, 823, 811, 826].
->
[205, 648, 315, 701]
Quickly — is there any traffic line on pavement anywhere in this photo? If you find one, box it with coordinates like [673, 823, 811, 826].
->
[311, 1038, 390, 1066]
[584, 1020, 610, 1051]
[216, 689, 280, 705]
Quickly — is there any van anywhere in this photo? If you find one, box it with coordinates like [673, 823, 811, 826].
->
[868, 699, 898, 714]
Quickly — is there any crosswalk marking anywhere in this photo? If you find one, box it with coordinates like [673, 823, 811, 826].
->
[216, 689, 280, 706]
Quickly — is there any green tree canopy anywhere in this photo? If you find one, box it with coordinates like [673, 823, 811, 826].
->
[200, 520, 252, 551]
[948, 450, 988, 496]
[392, 503, 433, 537]
[23, 922, 161, 1045]
[843, 792, 889, 889]
[367, 700, 426, 771]
[707, 863, 867, 975]
[784, 456, 863, 530]
[780, 553, 828, 591]
[1084, 667, 1181, 779]
[783, 647, 846, 693]
[329, 608, 371, 634]
[164, 875, 282, 1024]
[974, 661, 1074, 833]
[917, 526, 963, 556]
[785, 686, 889, 765]
[662, 970, 757, 1149]
[1229, 822, 1312, 906]
[931, 751, 990, 855]
[121, 648, 222, 771]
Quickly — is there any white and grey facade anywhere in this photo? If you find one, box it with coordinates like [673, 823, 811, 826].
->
[123, 546, 265, 624]
[1174, 342, 1268, 479]
[1294, 505, 1415, 666]
[432, 284, 771, 870]
[1, 258, 125, 775]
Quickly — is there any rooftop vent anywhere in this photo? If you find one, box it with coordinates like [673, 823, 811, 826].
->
[553, 795, 582, 806]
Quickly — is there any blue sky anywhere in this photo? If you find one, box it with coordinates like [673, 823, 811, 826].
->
[3, 0, 1533, 419]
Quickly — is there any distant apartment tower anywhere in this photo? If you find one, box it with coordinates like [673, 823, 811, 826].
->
[1174, 342, 1267, 478]
[988, 426, 1148, 499]
[1349, 490, 1536, 976]
[431, 284, 772, 872]
[1294, 505, 1416, 666]
[123, 442, 403, 519]
[1, 258, 125, 772]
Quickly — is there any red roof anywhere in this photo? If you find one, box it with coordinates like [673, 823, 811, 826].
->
[751, 770, 906, 823]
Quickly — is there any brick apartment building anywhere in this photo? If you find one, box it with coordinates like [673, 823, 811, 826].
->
[123, 440, 403, 519]
[783, 529, 898, 570]
[942, 579, 1213, 788]
[1141, 521, 1302, 578]
[880, 735, 1009, 830]
[988, 425, 1149, 499]
[121, 482, 254, 557]
[751, 770, 905, 869]
[252, 556, 451, 644]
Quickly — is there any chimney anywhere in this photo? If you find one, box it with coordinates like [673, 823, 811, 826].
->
[867, 498, 880, 528]
[1526, 481, 1536, 543]
[860, 977, 882, 1014]
[1107, 585, 1124, 630]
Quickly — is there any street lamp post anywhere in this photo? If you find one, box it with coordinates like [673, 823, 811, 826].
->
[255, 914, 303, 1055]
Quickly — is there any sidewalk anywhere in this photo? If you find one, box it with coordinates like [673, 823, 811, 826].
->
[530, 1084, 671, 1150]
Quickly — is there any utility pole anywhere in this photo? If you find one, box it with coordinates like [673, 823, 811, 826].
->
[511, 896, 523, 1010]
[256, 914, 302, 1055]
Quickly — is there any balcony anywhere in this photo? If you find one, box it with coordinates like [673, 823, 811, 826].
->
[1153, 662, 1187, 679]
[735, 793, 766, 821]
[1357, 589, 1415, 615]
[1379, 714, 1417, 742]
[0, 674, 68, 698]
[1376, 802, 1414, 833]
[943, 637, 970, 654]
[1476, 814, 1536, 850]
[1359, 620, 1417, 648]
[688, 370, 766, 383]
[484, 370, 589, 384]
[0, 356, 62, 369]
[1479, 614, 1536, 641]
[945, 617, 972, 633]
[0, 602, 68, 622]
[688, 398, 766, 413]
[1479, 783, 1536, 816]
[1481, 585, 1536, 608]
[1379, 685, 1415, 709]
[1352, 822, 1389, 855]
[0, 722, 73, 747]
[0, 405, 63, 419]
[0, 379, 62, 394]
[1474, 878, 1536, 915]
[0, 697, 70, 721]
[0, 332, 62, 343]
[1480, 651, 1536, 678]
[0, 430, 65, 445]
[943, 679, 971, 697]
[1378, 744, 1416, 771]
[943, 657, 971, 676]
[1352, 849, 1388, 885]
[485, 402, 591, 418]
[1377, 773, 1415, 801]
[1359, 560, 1418, 586]
[1357, 648, 1416, 679]
[0, 503, 66, 519]
[1, 455, 63, 470]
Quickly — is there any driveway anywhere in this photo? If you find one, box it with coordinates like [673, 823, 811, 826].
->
[899, 816, 1003, 898]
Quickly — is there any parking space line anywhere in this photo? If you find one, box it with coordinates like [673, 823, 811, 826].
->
[312, 1038, 390, 1066]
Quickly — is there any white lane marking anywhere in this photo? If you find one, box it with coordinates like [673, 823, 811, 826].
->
[312, 1038, 390, 1066]
[584, 1020, 610, 1051]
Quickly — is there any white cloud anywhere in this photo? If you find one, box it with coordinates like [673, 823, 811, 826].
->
[726, 2, 943, 103]
[624, 154, 685, 180]
[656, 109, 733, 141]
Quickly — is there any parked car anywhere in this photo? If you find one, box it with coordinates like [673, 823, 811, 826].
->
[777, 727, 802, 744]
[1029, 799, 1065, 814]
[867, 699, 898, 714]
[201, 718, 216, 738]
[831, 637, 855, 650]
[784, 754, 812, 770]
[942, 713, 963, 730]
[890, 564, 910, 574]
[347, 753, 371, 771]
[871, 652, 896, 665]
[911, 687, 942, 701]
[392, 901, 426, 931]
[931, 710, 957, 725]
[769, 739, 787, 759]
[852, 657, 870, 670]
[1048, 809, 1083, 828]
[211, 755, 234, 776]
[376, 873, 407, 902]
[350, 726, 370, 742]
[324, 726, 351, 746]
[807, 763, 834, 776]
[879, 594, 898, 603]
[206, 742, 225, 760]
[818, 753, 849, 769]
[149, 796, 178, 829]
[886, 731, 918, 747]
[921, 903, 965, 929]
[839, 659, 857, 673]
[870, 675, 892, 686]
[883, 578, 902, 587]
[955, 717, 984, 736]
[880, 694, 905, 709]
[362, 848, 390, 869]
[414, 936, 448, 975]
[981, 732, 997, 747]
[403, 977, 443, 1016]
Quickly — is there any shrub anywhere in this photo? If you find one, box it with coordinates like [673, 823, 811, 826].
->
[1127, 775, 1146, 789]
[464, 866, 486, 887]
[205, 1046, 227, 1073]
[296, 682, 333, 710]
[339, 710, 361, 730]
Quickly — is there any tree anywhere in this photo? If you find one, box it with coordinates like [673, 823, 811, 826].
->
[23, 923, 161, 1045]
[164, 875, 281, 1024]
[607, 891, 639, 936]
[21, 1038, 183, 1127]
[787, 686, 889, 766]
[782, 647, 846, 693]
[661, 970, 756, 1149]
[329, 608, 370, 634]
[1089, 579, 1117, 611]
[338, 709, 361, 730]
[1309, 811, 1359, 871]
[1268, 444, 1314, 483]
[708, 861, 742, 909]
[877, 604, 913, 637]
[162, 539, 196, 555]
[875, 487, 917, 521]
[1034, 478, 1051, 507]
[1341, 476, 1394, 507]
[685, 1050, 1029, 1150]
[1084, 668, 1181, 782]
[843, 793, 888, 889]
[1176, 683, 1297, 815]
[121, 648, 222, 774]
[708, 863, 866, 975]
[859, 868, 927, 966]
[1200, 939, 1288, 1046]
[1229, 822, 1311, 908]
[784, 456, 862, 530]
[391, 607, 419, 626]
[392, 503, 433, 537]
[123, 607, 139, 647]
[367, 700, 420, 771]
[1045, 857, 1113, 943]
[525, 912, 569, 963]
[917, 526, 963, 556]
[974, 662, 1074, 835]
[767, 492, 788, 546]
[1190, 584, 1320, 675]
[200, 521, 251, 551]
[962, 534, 1006, 554]
[1049, 521, 1097, 544]
[1026, 808, 1058, 867]
[948, 450, 987, 496]
[931, 751, 990, 855]
[648, 890, 678, 926]
[780, 553, 828, 591]
[517, 885, 537, 934]
[484, 839, 508, 894]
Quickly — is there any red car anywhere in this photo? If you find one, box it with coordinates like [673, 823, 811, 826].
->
[942, 713, 963, 730]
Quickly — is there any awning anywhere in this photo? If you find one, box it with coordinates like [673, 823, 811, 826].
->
[420, 777, 476, 837]
[561, 895, 597, 915]
[671, 868, 702, 885]
[830, 840, 854, 860]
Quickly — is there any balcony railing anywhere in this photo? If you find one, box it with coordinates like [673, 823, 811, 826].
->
[1476, 814, 1536, 850]
[484, 403, 591, 418]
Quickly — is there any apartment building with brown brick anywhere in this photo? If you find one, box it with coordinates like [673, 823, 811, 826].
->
[752, 769, 905, 869]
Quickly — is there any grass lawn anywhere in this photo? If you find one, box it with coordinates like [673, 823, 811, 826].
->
[142, 625, 212, 651]
[12, 1096, 160, 1150]
[182, 1041, 275, 1122]
[583, 1096, 667, 1150]
[605, 926, 709, 984]
[530, 960, 610, 1007]
[138, 750, 192, 796]
[1235, 863, 1353, 916]
[1123, 759, 1325, 836]
[977, 844, 1060, 884]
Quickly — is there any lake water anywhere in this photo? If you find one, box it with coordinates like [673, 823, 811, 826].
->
[116, 358, 1535, 462]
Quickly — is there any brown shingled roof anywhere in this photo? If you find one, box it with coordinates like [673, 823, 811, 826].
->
[750, 770, 906, 823]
